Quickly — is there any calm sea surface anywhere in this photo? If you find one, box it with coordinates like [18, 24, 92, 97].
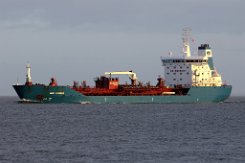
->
[0, 96, 245, 163]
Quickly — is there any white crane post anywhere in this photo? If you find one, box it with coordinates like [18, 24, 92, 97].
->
[104, 71, 137, 86]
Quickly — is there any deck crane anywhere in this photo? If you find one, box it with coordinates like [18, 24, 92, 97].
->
[104, 71, 137, 86]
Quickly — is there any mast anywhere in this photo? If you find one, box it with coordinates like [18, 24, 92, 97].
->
[25, 63, 32, 86]
[182, 27, 192, 57]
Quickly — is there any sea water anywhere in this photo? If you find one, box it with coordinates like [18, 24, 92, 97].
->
[0, 96, 245, 163]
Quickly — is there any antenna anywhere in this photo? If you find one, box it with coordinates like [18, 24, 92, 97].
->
[16, 77, 19, 85]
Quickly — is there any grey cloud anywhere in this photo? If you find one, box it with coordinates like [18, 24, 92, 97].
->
[0, 0, 244, 34]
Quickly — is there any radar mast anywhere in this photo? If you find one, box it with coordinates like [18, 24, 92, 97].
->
[25, 63, 32, 86]
[182, 27, 193, 57]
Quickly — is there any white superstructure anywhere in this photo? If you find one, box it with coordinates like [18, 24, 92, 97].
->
[162, 30, 222, 88]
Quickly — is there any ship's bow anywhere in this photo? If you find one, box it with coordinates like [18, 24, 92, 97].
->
[13, 85, 25, 99]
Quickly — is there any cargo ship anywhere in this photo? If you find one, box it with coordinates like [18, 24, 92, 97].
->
[13, 30, 232, 104]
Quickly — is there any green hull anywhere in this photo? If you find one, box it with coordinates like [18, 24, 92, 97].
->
[13, 85, 232, 104]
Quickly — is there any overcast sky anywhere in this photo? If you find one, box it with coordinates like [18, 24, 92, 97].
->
[0, 0, 244, 96]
